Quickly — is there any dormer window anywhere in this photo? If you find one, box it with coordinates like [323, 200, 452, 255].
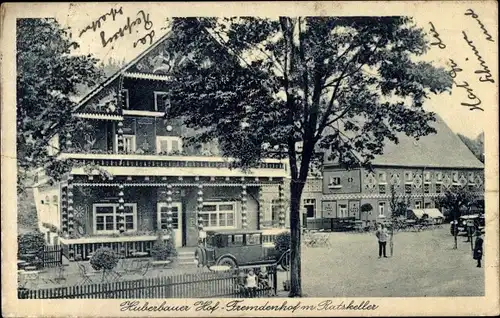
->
[121, 89, 129, 109]
[328, 176, 342, 189]
[154, 91, 171, 113]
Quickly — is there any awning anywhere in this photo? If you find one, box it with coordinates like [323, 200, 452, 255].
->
[411, 208, 444, 219]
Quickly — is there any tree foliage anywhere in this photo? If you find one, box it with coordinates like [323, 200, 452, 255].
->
[16, 19, 103, 192]
[457, 133, 484, 163]
[163, 17, 452, 296]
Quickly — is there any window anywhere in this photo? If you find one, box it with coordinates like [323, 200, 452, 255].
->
[405, 171, 413, 182]
[378, 172, 387, 183]
[303, 199, 316, 218]
[158, 204, 180, 230]
[200, 202, 235, 229]
[271, 199, 281, 227]
[121, 89, 129, 109]
[338, 204, 348, 218]
[328, 176, 341, 189]
[93, 203, 137, 234]
[154, 91, 171, 112]
[415, 201, 422, 209]
[436, 183, 442, 194]
[405, 184, 412, 194]
[246, 233, 261, 246]
[452, 171, 459, 184]
[116, 134, 136, 153]
[156, 136, 183, 154]
[468, 172, 475, 184]
[436, 172, 443, 182]
[424, 172, 431, 182]
[424, 183, 430, 193]
[379, 184, 386, 194]
[424, 202, 431, 208]
[378, 202, 386, 216]
[229, 234, 244, 246]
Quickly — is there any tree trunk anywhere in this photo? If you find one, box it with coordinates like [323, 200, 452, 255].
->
[288, 179, 304, 297]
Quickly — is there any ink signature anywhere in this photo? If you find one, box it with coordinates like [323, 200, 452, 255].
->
[449, 59, 484, 111]
[429, 22, 446, 49]
[100, 10, 155, 49]
[465, 9, 495, 42]
[462, 31, 495, 83]
[79, 7, 124, 38]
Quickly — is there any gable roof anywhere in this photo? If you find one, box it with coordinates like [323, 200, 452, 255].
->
[73, 30, 174, 113]
[325, 115, 484, 169]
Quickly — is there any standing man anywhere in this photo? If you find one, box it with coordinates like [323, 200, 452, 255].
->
[473, 230, 484, 268]
[376, 224, 389, 258]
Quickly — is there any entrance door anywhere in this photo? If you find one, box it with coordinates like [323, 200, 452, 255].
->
[157, 202, 183, 247]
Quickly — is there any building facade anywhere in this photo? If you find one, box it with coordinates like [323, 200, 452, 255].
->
[33, 32, 291, 259]
[321, 117, 484, 222]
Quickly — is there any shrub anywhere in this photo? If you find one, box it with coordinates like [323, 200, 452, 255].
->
[274, 231, 291, 254]
[90, 247, 118, 271]
[150, 231, 177, 261]
[18, 231, 46, 258]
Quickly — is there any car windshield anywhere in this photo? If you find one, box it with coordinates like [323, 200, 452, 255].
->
[206, 234, 229, 248]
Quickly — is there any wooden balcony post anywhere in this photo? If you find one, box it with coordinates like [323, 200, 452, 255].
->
[197, 184, 204, 231]
[278, 183, 286, 228]
[117, 183, 125, 234]
[166, 184, 173, 235]
[258, 187, 263, 230]
[241, 184, 248, 229]
[67, 175, 75, 237]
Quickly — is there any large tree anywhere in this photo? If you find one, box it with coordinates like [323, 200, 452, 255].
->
[164, 17, 452, 296]
[17, 19, 102, 192]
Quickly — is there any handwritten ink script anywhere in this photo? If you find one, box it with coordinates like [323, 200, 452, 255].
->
[429, 8, 495, 112]
[429, 22, 446, 49]
[79, 7, 155, 49]
[119, 299, 380, 313]
[78, 7, 124, 37]
[100, 10, 155, 49]
[465, 9, 495, 42]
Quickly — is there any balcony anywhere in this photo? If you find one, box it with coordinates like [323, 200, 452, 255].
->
[58, 152, 288, 179]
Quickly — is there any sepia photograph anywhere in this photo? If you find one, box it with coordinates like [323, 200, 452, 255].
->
[1, 1, 498, 317]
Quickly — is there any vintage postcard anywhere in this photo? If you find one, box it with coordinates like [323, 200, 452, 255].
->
[1, 1, 498, 317]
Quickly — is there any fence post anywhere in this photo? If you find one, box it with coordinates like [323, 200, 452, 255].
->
[272, 266, 278, 295]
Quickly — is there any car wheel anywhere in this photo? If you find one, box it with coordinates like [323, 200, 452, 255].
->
[280, 251, 290, 271]
[217, 257, 237, 269]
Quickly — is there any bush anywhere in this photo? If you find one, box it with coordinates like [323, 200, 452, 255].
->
[18, 231, 46, 257]
[274, 231, 291, 254]
[90, 248, 118, 271]
[150, 231, 177, 261]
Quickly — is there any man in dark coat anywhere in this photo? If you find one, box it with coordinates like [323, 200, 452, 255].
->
[473, 231, 484, 268]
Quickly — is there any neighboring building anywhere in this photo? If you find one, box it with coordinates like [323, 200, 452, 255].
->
[32, 32, 290, 260]
[322, 116, 484, 222]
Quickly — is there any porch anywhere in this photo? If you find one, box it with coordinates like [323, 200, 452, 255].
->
[60, 228, 289, 261]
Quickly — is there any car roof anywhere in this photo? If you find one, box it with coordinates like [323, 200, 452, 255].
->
[206, 229, 263, 235]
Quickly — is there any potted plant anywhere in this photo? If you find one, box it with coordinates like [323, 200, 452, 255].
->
[90, 247, 118, 281]
[150, 230, 177, 262]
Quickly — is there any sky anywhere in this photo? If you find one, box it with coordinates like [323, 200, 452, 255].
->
[50, 2, 496, 140]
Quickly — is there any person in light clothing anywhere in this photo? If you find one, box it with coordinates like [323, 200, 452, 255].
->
[375, 224, 389, 258]
[246, 270, 258, 297]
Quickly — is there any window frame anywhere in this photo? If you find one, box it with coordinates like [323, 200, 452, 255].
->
[154, 91, 170, 112]
[328, 176, 342, 189]
[156, 136, 183, 154]
[415, 201, 422, 209]
[338, 204, 348, 218]
[200, 202, 236, 230]
[115, 134, 136, 153]
[93, 203, 137, 235]
[303, 198, 316, 219]
[378, 202, 386, 216]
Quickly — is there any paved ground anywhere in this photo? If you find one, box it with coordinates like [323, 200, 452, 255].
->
[299, 227, 485, 297]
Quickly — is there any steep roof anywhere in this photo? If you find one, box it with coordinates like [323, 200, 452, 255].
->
[325, 115, 484, 169]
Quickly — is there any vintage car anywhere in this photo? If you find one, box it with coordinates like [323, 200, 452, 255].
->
[194, 229, 290, 270]
[450, 214, 485, 236]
